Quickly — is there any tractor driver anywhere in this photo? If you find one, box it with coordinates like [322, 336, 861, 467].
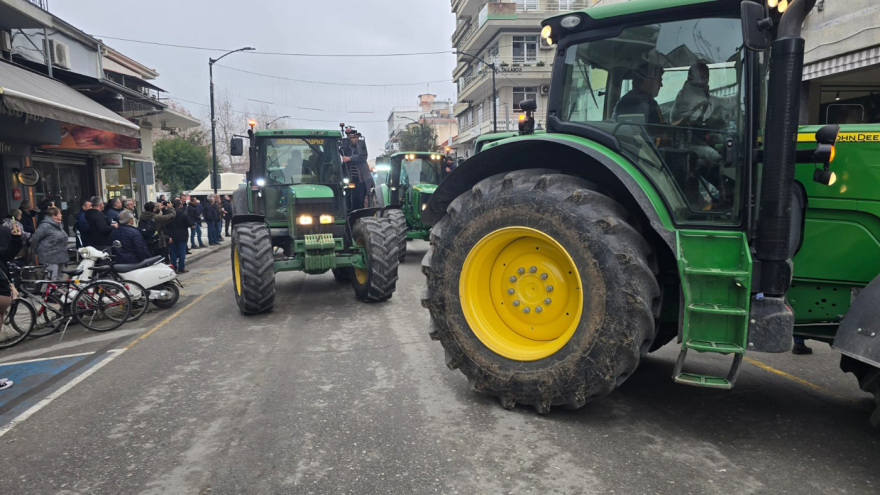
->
[341, 130, 372, 209]
[670, 62, 725, 169]
[613, 62, 665, 125]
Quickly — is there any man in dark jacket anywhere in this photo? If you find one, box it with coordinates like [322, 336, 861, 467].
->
[341, 130, 372, 209]
[111, 210, 151, 264]
[204, 195, 219, 245]
[75, 198, 92, 247]
[140, 201, 176, 261]
[166, 199, 191, 273]
[221, 195, 233, 237]
[84, 196, 117, 248]
[188, 197, 205, 249]
[18, 200, 37, 235]
[104, 197, 123, 224]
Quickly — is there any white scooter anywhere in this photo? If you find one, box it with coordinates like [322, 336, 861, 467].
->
[76, 245, 181, 311]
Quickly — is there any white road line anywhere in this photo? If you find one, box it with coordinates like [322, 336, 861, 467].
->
[0, 351, 96, 367]
[0, 348, 127, 438]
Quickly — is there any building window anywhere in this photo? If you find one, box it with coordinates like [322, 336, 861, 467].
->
[478, 104, 484, 124]
[558, 0, 577, 11]
[487, 44, 500, 67]
[513, 87, 538, 110]
[516, 0, 538, 11]
[512, 36, 538, 64]
[467, 110, 473, 127]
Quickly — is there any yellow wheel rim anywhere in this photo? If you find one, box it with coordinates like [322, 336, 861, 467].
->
[460, 226, 583, 361]
[233, 245, 242, 296]
[354, 237, 368, 285]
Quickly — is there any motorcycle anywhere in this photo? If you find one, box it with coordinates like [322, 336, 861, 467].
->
[76, 244, 182, 313]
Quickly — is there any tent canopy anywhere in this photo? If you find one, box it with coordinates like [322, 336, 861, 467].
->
[188, 172, 245, 196]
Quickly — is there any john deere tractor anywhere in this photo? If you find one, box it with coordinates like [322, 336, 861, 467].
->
[420, 0, 880, 425]
[371, 151, 451, 261]
[229, 126, 399, 314]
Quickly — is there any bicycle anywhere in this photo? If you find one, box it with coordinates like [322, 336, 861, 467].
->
[10, 264, 133, 335]
[0, 298, 36, 349]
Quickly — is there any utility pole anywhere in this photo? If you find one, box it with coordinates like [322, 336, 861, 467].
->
[210, 46, 255, 194]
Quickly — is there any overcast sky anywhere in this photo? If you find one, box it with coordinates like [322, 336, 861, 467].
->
[50, 0, 458, 157]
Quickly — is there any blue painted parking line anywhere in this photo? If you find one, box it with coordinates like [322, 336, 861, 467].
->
[0, 353, 101, 422]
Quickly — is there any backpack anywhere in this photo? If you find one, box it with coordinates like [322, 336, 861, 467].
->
[138, 218, 160, 254]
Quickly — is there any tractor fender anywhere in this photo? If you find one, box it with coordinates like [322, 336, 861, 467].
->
[424, 134, 676, 251]
[231, 214, 265, 226]
[834, 273, 880, 368]
[346, 206, 400, 234]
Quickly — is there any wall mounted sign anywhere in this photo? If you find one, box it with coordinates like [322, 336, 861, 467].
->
[17, 167, 41, 186]
[42, 124, 140, 151]
[99, 153, 124, 169]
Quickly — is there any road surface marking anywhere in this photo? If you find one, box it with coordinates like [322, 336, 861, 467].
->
[0, 352, 95, 367]
[0, 277, 231, 438]
[744, 356, 864, 407]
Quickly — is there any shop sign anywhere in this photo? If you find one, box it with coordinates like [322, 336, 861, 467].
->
[0, 113, 61, 145]
[100, 153, 124, 169]
[42, 124, 141, 151]
[0, 140, 31, 156]
[17, 167, 41, 186]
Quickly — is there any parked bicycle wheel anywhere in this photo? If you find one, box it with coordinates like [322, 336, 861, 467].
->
[120, 280, 149, 321]
[28, 292, 65, 338]
[72, 280, 132, 332]
[0, 299, 36, 349]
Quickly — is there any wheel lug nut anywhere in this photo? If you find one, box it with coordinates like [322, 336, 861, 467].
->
[507, 288, 515, 295]
[510, 276, 517, 282]
[517, 267, 525, 274]
[523, 307, 530, 314]
[512, 300, 520, 307]
[540, 273, 548, 280]
[529, 266, 537, 273]
[535, 306, 543, 313]
[546, 285, 554, 292]
[544, 298, 552, 304]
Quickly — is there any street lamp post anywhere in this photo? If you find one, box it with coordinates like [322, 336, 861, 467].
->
[266, 115, 290, 128]
[210, 46, 255, 194]
[456, 51, 497, 133]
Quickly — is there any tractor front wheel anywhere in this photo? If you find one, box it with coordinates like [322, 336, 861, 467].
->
[231, 222, 275, 314]
[351, 217, 399, 302]
[421, 170, 660, 413]
[383, 209, 407, 262]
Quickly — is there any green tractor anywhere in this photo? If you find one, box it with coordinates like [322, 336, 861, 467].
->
[370, 151, 451, 262]
[229, 126, 400, 314]
[420, 0, 880, 424]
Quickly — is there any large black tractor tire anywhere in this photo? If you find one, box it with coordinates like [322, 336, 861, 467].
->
[231, 222, 275, 314]
[421, 170, 660, 413]
[382, 209, 408, 263]
[351, 217, 400, 302]
[841, 356, 880, 427]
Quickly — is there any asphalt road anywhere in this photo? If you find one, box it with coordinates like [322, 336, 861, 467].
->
[1, 241, 878, 494]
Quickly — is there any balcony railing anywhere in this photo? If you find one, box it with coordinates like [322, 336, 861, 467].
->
[26, 0, 49, 10]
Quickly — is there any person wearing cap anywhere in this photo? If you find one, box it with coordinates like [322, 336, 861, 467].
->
[341, 130, 372, 209]
[613, 62, 665, 124]
[670, 62, 725, 170]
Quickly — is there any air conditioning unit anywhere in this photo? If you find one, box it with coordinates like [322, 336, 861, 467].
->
[539, 37, 554, 50]
[540, 85, 551, 95]
[0, 31, 11, 53]
[43, 39, 71, 69]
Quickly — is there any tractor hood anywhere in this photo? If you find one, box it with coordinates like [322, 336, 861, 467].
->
[413, 184, 438, 194]
[291, 184, 335, 199]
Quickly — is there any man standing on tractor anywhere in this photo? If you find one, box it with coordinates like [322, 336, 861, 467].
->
[341, 129, 372, 209]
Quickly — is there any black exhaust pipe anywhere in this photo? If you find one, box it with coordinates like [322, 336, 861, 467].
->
[755, 0, 817, 296]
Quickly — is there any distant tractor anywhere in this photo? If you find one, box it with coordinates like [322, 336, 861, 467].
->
[229, 125, 399, 314]
[419, 0, 880, 426]
[371, 151, 451, 262]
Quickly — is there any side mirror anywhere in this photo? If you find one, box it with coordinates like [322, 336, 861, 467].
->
[230, 137, 244, 156]
[519, 99, 537, 112]
[741, 1, 772, 51]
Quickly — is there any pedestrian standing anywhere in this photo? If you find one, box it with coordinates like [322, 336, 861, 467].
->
[124, 199, 138, 225]
[18, 200, 37, 235]
[140, 201, 176, 261]
[104, 197, 123, 224]
[0, 221, 23, 379]
[222, 195, 233, 237]
[213, 196, 224, 241]
[188, 197, 205, 249]
[167, 199, 191, 273]
[75, 198, 92, 247]
[204, 195, 219, 245]
[111, 210, 151, 264]
[84, 196, 117, 248]
[31, 207, 69, 280]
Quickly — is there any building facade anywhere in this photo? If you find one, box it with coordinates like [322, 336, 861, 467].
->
[386, 94, 457, 153]
[0, 0, 198, 234]
[450, 0, 591, 157]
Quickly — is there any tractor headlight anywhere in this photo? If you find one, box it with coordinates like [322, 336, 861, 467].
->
[255, 177, 266, 187]
[297, 215, 313, 225]
[319, 214, 334, 224]
[541, 25, 552, 40]
[421, 203, 428, 211]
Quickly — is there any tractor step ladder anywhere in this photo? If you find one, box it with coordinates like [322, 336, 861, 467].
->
[673, 230, 752, 389]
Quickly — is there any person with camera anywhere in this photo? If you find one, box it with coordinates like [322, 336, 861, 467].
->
[140, 200, 176, 261]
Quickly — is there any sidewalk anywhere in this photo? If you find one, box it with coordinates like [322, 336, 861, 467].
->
[185, 237, 230, 266]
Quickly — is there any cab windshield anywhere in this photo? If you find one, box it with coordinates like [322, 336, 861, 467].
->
[261, 137, 342, 185]
[558, 17, 746, 225]
[400, 156, 444, 186]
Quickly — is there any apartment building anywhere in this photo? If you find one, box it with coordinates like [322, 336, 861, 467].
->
[451, 0, 593, 157]
[386, 94, 457, 153]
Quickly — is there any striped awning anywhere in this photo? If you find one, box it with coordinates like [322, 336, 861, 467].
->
[803, 46, 880, 81]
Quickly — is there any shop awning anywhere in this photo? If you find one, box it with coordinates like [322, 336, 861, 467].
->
[0, 61, 140, 137]
[803, 46, 880, 81]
